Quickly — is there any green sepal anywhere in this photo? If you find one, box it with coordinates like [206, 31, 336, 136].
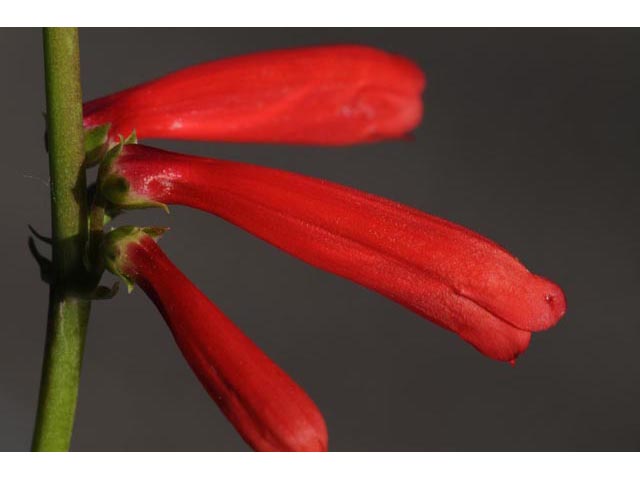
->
[124, 129, 137, 145]
[97, 136, 169, 214]
[101, 225, 169, 293]
[84, 124, 111, 167]
[139, 226, 170, 239]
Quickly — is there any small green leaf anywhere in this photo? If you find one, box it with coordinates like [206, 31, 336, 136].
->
[28, 224, 52, 245]
[28, 236, 52, 284]
[84, 123, 110, 153]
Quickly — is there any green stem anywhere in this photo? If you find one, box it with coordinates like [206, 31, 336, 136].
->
[88, 190, 106, 276]
[32, 27, 91, 452]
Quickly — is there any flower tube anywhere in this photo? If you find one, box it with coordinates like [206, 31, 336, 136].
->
[101, 226, 328, 452]
[100, 145, 566, 362]
[83, 45, 425, 146]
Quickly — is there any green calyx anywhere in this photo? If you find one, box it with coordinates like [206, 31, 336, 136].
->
[84, 124, 138, 168]
[101, 225, 168, 293]
[96, 135, 169, 214]
[86, 127, 170, 294]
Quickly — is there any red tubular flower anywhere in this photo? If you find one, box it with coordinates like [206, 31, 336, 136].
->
[101, 226, 328, 452]
[83, 45, 425, 146]
[100, 145, 566, 362]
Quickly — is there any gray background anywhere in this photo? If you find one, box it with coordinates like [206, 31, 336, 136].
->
[1, 28, 638, 451]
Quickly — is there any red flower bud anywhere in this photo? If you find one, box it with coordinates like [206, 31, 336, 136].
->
[101, 145, 566, 362]
[83, 45, 425, 145]
[102, 226, 328, 452]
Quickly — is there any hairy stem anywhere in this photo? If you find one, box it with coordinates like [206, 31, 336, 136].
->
[32, 27, 91, 452]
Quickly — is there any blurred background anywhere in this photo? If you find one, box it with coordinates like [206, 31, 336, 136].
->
[0, 28, 638, 451]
